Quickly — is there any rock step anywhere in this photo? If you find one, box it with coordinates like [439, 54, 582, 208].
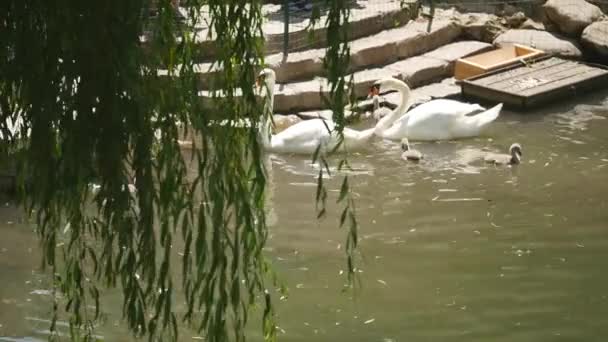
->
[194, 19, 463, 88]
[188, 0, 418, 61]
[581, 21, 608, 59]
[494, 29, 583, 59]
[298, 78, 461, 120]
[198, 41, 492, 113]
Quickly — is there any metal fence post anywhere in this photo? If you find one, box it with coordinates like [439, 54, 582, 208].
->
[283, 0, 290, 62]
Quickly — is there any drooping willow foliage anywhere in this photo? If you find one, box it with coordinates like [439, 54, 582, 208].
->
[0, 0, 355, 341]
[310, 0, 360, 287]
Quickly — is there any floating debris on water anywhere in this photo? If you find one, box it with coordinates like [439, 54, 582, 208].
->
[377, 279, 387, 286]
[434, 197, 484, 202]
[364, 318, 375, 325]
[29, 289, 52, 296]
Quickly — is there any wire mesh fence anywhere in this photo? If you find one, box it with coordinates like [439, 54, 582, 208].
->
[264, 0, 608, 62]
[265, 0, 415, 55]
[180, 0, 607, 63]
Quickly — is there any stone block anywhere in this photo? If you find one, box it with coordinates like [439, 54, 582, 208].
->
[424, 40, 494, 63]
[494, 29, 583, 58]
[387, 56, 450, 88]
[543, 0, 603, 36]
[581, 20, 608, 57]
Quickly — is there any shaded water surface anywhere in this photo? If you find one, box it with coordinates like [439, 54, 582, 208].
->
[2, 90, 608, 341]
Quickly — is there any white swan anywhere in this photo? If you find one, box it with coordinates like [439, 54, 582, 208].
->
[256, 68, 375, 155]
[371, 78, 503, 141]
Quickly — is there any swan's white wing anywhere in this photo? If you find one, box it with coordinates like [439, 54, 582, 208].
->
[272, 119, 333, 148]
[381, 100, 485, 141]
[408, 100, 484, 120]
[342, 127, 375, 149]
[405, 100, 483, 129]
[384, 100, 480, 130]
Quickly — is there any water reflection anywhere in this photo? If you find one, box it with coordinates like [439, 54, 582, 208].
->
[1, 90, 608, 341]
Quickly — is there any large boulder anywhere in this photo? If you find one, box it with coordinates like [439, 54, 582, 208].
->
[459, 12, 506, 43]
[543, 0, 603, 36]
[520, 18, 546, 31]
[581, 21, 608, 57]
[587, 0, 608, 13]
[494, 29, 583, 58]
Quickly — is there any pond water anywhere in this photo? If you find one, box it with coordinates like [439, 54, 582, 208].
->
[1, 89, 608, 342]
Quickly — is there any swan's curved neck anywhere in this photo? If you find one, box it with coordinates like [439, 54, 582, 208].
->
[374, 80, 411, 136]
[259, 79, 275, 148]
[510, 150, 521, 164]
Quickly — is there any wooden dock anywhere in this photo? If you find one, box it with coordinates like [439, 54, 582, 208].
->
[460, 56, 608, 110]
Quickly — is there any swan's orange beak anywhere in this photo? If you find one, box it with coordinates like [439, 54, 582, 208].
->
[256, 75, 265, 88]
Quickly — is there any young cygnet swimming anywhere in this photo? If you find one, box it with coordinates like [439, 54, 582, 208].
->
[401, 138, 423, 162]
[371, 95, 393, 122]
[484, 143, 522, 165]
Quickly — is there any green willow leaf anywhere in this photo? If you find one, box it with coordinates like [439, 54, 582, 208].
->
[1, 0, 360, 341]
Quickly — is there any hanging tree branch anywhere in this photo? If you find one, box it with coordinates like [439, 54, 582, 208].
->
[310, 0, 360, 288]
[0, 0, 359, 341]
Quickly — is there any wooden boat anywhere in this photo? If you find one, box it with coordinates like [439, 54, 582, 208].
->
[455, 44, 545, 80]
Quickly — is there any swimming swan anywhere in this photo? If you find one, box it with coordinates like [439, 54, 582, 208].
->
[371, 78, 503, 141]
[256, 68, 375, 154]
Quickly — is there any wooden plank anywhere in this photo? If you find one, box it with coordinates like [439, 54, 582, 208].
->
[498, 64, 594, 93]
[472, 57, 564, 86]
[524, 72, 608, 107]
[460, 56, 608, 110]
[483, 58, 568, 88]
[519, 67, 604, 95]
[522, 68, 608, 97]
[488, 61, 582, 92]
[461, 83, 524, 107]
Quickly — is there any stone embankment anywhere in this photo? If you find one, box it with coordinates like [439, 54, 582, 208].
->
[492, 0, 607, 61]
[170, 0, 608, 132]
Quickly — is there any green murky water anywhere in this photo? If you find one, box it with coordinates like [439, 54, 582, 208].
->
[2, 89, 608, 341]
